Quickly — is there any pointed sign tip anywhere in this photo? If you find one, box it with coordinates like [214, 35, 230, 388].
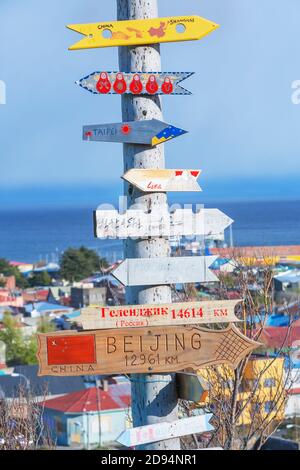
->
[66, 24, 83, 33]
[111, 260, 127, 286]
[75, 72, 194, 96]
[116, 431, 128, 447]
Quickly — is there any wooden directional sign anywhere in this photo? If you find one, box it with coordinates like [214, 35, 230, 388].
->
[111, 256, 219, 286]
[77, 299, 242, 330]
[83, 119, 187, 146]
[76, 71, 194, 96]
[123, 169, 202, 192]
[94, 209, 233, 239]
[37, 324, 260, 376]
[117, 414, 214, 448]
[67, 15, 219, 50]
[176, 373, 209, 402]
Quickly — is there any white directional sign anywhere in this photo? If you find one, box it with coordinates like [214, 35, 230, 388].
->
[117, 414, 214, 447]
[111, 256, 219, 286]
[94, 208, 233, 239]
[83, 119, 187, 146]
[122, 169, 202, 192]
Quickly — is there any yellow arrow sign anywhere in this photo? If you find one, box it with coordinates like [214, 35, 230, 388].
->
[67, 15, 219, 50]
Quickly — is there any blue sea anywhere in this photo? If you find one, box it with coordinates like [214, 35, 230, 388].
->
[0, 200, 299, 264]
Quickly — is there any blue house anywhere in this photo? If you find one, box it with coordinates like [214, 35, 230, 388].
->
[24, 301, 74, 317]
[42, 384, 131, 449]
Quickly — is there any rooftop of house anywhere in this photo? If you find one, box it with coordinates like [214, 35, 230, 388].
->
[42, 385, 131, 413]
[9, 261, 30, 267]
[33, 263, 59, 273]
[274, 270, 300, 284]
[248, 313, 299, 327]
[258, 326, 300, 349]
[0, 364, 88, 398]
[23, 289, 50, 303]
[80, 274, 121, 287]
[0, 364, 131, 400]
[24, 301, 73, 314]
[288, 387, 300, 395]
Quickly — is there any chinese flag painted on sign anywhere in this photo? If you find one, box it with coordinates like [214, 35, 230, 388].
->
[47, 335, 96, 365]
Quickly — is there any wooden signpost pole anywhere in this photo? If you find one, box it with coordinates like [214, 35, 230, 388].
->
[117, 0, 180, 451]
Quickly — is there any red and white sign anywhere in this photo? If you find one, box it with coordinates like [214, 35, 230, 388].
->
[122, 169, 202, 192]
[117, 415, 214, 447]
[78, 299, 242, 330]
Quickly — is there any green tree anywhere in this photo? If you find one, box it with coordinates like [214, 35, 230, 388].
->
[21, 318, 56, 364]
[20, 334, 38, 365]
[28, 271, 52, 287]
[0, 258, 29, 288]
[0, 313, 27, 365]
[60, 246, 108, 282]
[0, 258, 15, 276]
[0, 314, 55, 366]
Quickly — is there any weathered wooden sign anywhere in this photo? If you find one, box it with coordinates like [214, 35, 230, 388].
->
[111, 256, 219, 286]
[76, 71, 194, 96]
[176, 373, 209, 402]
[117, 414, 214, 448]
[77, 299, 242, 330]
[93, 209, 233, 239]
[37, 324, 260, 376]
[122, 169, 202, 192]
[67, 16, 219, 50]
[83, 119, 187, 146]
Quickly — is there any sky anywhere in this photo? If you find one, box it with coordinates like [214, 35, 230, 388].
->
[0, 0, 300, 208]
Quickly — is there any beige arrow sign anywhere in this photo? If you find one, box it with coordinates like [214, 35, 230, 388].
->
[77, 299, 242, 330]
[94, 208, 233, 239]
[122, 169, 202, 192]
[37, 324, 260, 377]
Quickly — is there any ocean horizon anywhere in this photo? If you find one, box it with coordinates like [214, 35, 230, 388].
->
[0, 199, 299, 264]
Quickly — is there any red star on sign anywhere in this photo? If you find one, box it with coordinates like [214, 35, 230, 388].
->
[121, 124, 132, 135]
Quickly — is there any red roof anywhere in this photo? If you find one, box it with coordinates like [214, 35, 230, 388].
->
[23, 289, 49, 302]
[9, 261, 29, 266]
[42, 387, 131, 413]
[289, 388, 300, 395]
[257, 326, 300, 349]
[223, 291, 241, 300]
